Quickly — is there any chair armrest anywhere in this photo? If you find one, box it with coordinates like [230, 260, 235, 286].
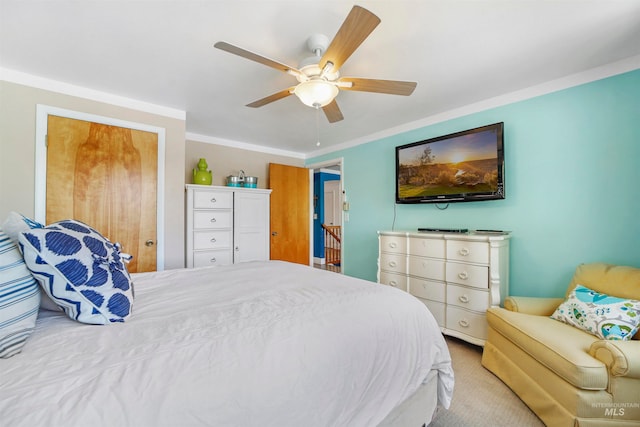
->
[589, 340, 640, 379]
[504, 296, 564, 315]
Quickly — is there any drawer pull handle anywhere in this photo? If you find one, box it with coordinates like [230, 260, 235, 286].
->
[389, 261, 397, 268]
[210, 257, 217, 263]
[389, 280, 397, 287]
[210, 218, 217, 223]
[210, 198, 217, 203]
[459, 295, 469, 303]
[389, 242, 397, 249]
[210, 238, 217, 243]
[458, 271, 469, 280]
[459, 319, 470, 328]
[459, 248, 470, 256]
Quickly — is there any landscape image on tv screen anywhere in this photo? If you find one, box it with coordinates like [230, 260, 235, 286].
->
[396, 123, 503, 203]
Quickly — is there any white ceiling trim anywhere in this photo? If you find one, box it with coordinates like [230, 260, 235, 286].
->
[186, 132, 306, 159]
[0, 67, 186, 121]
[306, 54, 640, 159]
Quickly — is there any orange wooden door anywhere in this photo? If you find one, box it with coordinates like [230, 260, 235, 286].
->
[269, 163, 310, 265]
[45, 115, 158, 273]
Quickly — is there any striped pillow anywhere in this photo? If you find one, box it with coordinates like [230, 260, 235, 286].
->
[1, 212, 60, 312]
[0, 229, 40, 358]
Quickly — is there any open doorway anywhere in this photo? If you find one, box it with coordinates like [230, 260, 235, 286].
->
[308, 158, 344, 274]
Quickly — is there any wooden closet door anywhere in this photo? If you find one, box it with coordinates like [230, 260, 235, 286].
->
[45, 115, 158, 273]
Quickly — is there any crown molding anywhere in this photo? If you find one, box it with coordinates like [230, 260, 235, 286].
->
[0, 67, 186, 120]
[307, 54, 640, 158]
[186, 132, 306, 159]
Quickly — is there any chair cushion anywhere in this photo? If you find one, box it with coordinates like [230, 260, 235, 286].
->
[486, 307, 608, 390]
[567, 263, 640, 302]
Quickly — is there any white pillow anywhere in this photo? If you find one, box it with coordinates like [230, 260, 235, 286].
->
[1, 211, 44, 246]
[0, 229, 40, 358]
[19, 219, 134, 325]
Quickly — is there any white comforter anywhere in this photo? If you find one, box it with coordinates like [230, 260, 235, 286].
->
[1, 261, 453, 427]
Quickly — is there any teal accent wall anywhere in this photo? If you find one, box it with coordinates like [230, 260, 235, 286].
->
[307, 69, 640, 298]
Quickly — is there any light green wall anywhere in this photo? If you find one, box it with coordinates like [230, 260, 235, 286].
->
[308, 69, 640, 297]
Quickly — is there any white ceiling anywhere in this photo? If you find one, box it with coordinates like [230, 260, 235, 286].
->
[2, 1, 640, 156]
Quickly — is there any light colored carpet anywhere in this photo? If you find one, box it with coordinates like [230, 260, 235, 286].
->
[430, 337, 544, 427]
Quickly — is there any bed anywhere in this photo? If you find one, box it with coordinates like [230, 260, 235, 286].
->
[1, 260, 453, 426]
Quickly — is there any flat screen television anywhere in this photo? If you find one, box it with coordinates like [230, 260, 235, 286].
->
[395, 122, 505, 204]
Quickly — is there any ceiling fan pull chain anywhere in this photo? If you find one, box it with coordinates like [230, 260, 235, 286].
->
[316, 106, 321, 147]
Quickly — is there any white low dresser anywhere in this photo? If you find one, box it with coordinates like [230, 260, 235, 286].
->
[377, 230, 510, 346]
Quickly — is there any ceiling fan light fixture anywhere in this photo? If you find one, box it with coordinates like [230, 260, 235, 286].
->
[293, 79, 339, 108]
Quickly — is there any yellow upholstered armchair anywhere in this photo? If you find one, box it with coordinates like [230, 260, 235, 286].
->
[481, 263, 640, 426]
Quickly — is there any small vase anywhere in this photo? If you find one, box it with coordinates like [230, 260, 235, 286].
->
[193, 158, 212, 185]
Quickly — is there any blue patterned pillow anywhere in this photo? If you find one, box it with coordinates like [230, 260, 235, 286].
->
[19, 220, 133, 324]
[0, 229, 40, 358]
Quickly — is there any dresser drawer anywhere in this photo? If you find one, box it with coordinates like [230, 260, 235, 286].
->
[446, 262, 488, 289]
[446, 240, 489, 264]
[193, 249, 232, 267]
[409, 277, 445, 302]
[193, 190, 233, 209]
[446, 284, 489, 312]
[379, 253, 406, 274]
[416, 298, 445, 327]
[193, 230, 232, 250]
[446, 306, 487, 340]
[193, 210, 232, 229]
[408, 256, 445, 281]
[409, 237, 445, 258]
[378, 271, 407, 291]
[379, 235, 407, 254]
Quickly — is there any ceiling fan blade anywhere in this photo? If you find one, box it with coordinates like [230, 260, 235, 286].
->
[214, 41, 301, 76]
[246, 87, 295, 108]
[322, 100, 344, 123]
[319, 6, 381, 73]
[338, 77, 417, 96]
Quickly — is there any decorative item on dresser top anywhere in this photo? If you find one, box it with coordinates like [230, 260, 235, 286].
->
[378, 230, 510, 346]
[192, 158, 213, 185]
[185, 184, 271, 268]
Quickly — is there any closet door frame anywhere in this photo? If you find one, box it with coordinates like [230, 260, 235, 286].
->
[34, 104, 166, 270]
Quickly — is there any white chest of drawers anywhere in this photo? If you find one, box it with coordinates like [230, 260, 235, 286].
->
[186, 184, 271, 268]
[378, 230, 510, 346]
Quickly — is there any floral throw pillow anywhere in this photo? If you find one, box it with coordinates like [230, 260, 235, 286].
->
[551, 284, 640, 340]
[19, 219, 134, 325]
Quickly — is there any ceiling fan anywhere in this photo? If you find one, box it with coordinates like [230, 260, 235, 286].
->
[214, 5, 417, 123]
